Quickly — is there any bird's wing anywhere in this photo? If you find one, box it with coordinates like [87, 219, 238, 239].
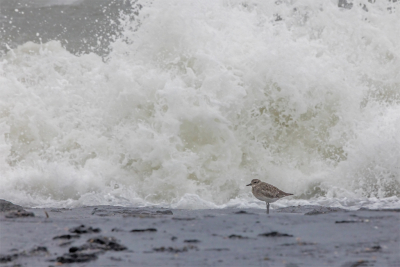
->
[277, 189, 293, 197]
[258, 183, 279, 198]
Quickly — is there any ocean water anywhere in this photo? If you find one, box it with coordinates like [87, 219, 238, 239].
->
[0, 0, 399, 210]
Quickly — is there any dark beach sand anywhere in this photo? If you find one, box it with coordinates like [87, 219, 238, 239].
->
[0, 199, 399, 267]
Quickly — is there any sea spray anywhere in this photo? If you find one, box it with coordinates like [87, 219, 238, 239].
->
[0, 0, 399, 209]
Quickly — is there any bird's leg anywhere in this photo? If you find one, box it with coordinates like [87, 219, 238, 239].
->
[266, 203, 269, 214]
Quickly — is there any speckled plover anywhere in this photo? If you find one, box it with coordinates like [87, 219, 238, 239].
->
[247, 179, 293, 214]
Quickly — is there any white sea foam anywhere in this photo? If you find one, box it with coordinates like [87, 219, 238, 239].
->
[0, 0, 399, 209]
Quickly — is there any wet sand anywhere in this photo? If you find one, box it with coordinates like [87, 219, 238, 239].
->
[0, 199, 399, 267]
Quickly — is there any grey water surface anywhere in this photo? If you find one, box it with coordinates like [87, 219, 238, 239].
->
[0, 0, 136, 56]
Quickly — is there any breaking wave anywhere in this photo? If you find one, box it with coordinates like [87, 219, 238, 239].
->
[0, 0, 399, 209]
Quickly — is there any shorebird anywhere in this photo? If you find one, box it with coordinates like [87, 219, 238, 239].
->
[247, 179, 293, 214]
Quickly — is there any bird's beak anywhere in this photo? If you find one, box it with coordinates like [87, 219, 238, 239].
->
[246, 183, 251, 186]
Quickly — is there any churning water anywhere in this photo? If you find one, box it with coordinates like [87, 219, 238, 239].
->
[0, 0, 399, 209]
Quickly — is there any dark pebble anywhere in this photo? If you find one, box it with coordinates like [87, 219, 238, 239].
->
[258, 231, 293, 237]
[86, 236, 127, 251]
[184, 239, 200, 243]
[0, 254, 18, 263]
[69, 225, 101, 234]
[53, 234, 80, 240]
[0, 199, 24, 212]
[153, 245, 197, 253]
[341, 260, 373, 267]
[234, 210, 255, 214]
[5, 210, 35, 218]
[56, 253, 98, 263]
[335, 220, 364, 223]
[130, 228, 157, 233]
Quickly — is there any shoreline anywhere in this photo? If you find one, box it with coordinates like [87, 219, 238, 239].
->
[1, 200, 399, 266]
